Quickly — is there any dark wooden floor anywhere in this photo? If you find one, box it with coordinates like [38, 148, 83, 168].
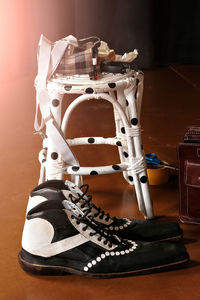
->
[0, 65, 200, 299]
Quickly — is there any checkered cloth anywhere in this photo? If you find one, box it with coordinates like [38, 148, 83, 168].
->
[56, 37, 100, 76]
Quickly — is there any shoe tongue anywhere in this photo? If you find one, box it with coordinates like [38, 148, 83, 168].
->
[62, 199, 122, 246]
[64, 180, 88, 200]
[63, 180, 89, 209]
[62, 199, 85, 218]
[61, 187, 86, 208]
[63, 180, 112, 224]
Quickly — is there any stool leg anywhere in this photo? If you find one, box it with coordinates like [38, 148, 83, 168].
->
[45, 92, 82, 186]
[112, 90, 132, 182]
[45, 91, 64, 181]
[110, 91, 130, 180]
[125, 85, 154, 219]
[135, 72, 144, 122]
[115, 88, 148, 216]
[38, 144, 47, 184]
[110, 91, 151, 218]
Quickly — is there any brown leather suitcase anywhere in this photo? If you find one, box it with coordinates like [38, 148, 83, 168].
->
[177, 126, 200, 224]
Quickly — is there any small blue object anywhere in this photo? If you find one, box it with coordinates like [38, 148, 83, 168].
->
[145, 153, 161, 165]
[145, 153, 177, 170]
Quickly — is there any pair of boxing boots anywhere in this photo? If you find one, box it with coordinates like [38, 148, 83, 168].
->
[18, 180, 189, 278]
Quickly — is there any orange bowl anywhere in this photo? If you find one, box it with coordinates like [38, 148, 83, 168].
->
[147, 165, 169, 185]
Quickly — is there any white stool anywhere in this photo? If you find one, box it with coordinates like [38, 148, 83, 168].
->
[37, 69, 154, 219]
[35, 34, 154, 219]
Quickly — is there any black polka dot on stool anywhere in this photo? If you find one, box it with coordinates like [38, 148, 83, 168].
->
[123, 152, 129, 158]
[108, 83, 116, 89]
[128, 176, 133, 182]
[85, 87, 94, 94]
[112, 165, 120, 171]
[72, 166, 80, 172]
[140, 176, 148, 183]
[116, 141, 122, 146]
[126, 100, 129, 106]
[121, 127, 126, 134]
[52, 99, 60, 107]
[88, 137, 95, 143]
[131, 118, 138, 126]
[90, 170, 98, 175]
[64, 85, 72, 91]
[51, 152, 58, 160]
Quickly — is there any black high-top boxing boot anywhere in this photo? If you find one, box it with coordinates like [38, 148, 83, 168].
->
[18, 188, 189, 278]
[27, 179, 183, 242]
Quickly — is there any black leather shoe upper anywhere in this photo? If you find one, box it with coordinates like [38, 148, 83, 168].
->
[30, 179, 183, 242]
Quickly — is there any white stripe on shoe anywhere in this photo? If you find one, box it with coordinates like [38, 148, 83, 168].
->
[32, 233, 88, 257]
[26, 195, 48, 214]
[22, 217, 88, 257]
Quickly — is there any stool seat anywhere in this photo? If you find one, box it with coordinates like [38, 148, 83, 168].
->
[46, 70, 140, 99]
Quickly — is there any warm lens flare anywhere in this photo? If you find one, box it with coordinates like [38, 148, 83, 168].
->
[0, 0, 75, 82]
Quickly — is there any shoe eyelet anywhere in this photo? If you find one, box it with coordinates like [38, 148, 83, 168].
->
[109, 244, 112, 248]
[71, 215, 74, 219]
[99, 216, 103, 220]
[81, 204, 85, 208]
[98, 237, 102, 241]
[89, 232, 93, 236]
[76, 221, 80, 225]
[103, 241, 108, 245]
